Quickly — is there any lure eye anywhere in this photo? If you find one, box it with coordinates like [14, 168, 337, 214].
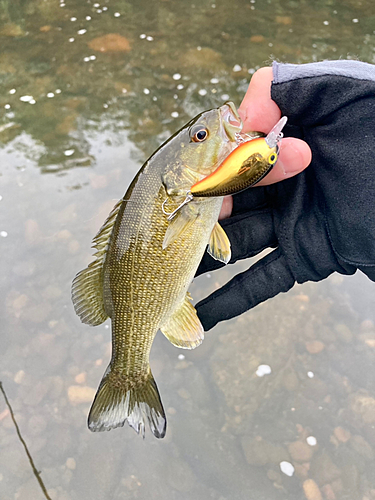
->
[191, 125, 209, 142]
[268, 152, 278, 165]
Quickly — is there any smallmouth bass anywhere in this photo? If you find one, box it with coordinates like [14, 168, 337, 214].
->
[72, 103, 242, 438]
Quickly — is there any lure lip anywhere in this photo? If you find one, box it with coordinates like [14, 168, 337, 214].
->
[265, 116, 288, 148]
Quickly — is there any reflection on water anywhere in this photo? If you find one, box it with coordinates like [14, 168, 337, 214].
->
[1, 0, 375, 499]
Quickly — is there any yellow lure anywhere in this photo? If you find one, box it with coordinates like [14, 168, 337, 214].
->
[191, 116, 287, 197]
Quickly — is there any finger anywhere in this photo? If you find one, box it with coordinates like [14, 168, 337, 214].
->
[196, 248, 295, 331]
[238, 67, 281, 134]
[196, 208, 276, 276]
[219, 196, 233, 220]
[256, 138, 312, 186]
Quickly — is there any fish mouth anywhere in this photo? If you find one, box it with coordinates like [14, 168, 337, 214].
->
[220, 102, 243, 142]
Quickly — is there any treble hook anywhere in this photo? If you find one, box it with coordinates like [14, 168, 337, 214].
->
[235, 132, 246, 145]
[162, 192, 193, 221]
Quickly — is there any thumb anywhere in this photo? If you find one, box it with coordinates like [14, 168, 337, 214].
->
[196, 248, 295, 331]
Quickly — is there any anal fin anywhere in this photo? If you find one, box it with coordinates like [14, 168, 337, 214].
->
[160, 292, 204, 349]
[207, 222, 231, 264]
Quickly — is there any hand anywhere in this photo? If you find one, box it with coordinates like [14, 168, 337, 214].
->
[196, 61, 375, 330]
[219, 67, 312, 219]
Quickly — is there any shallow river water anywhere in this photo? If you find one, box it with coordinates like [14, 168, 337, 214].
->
[1, 1, 375, 499]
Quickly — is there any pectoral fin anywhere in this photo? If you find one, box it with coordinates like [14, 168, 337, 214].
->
[162, 209, 198, 249]
[207, 222, 231, 264]
[160, 293, 204, 349]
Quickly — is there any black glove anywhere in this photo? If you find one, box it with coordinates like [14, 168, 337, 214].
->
[196, 64, 375, 331]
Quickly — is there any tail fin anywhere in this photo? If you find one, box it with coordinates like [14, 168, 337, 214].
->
[88, 366, 166, 438]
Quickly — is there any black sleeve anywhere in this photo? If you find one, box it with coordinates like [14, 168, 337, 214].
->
[271, 62, 375, 281]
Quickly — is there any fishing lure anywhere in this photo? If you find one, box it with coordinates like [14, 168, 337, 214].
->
[190, 116, 287, 197]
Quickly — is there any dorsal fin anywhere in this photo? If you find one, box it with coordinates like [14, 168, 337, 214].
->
[71, 199, 122, 326]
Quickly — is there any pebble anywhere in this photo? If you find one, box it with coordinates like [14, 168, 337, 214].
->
[57, 229, 72, 240]
[68, 240, 80, 254]
[335, 324, 353, 343]
[75, 372, 87, 384]
[88, 33, 131, 53]
[19, 95, 34, 102]
[177, 388, 190, 399]
[250, 35, 265, 43]
[305, 340, 325, 354]
[288, 440, 313, 462]
[242, 436, 288, 466]
[294, 463, 310, 478]
[13, 260, 36, 277]
[267, 469, 281, 482]
[27, 414, 47, 436]
[280, 461, 294, 477]
[167, 457, 195, 493]
[256, 364, 272, 377]
[275, 16, 293, 25]
[310, 452, 341, 484]
[42, 285, 62, 300]
[14, 369, 25, 384]
[90, 174, 108, 189]
[322, 484, 336, 500]
[303, 479, 323, 500]
[68, 385, 96, 404]
[307, 436, 317, 446]
[66, 457, 76, 470]
[350, 434, 374, 460]
[296, 294, 310, 302]
[350, 393, 375, 424]
[23, 381, 49, 406]
[360, 319, 374, 332]
[13, 294, 29, 310]
[282, 367, 299, 391]
[21, 302, 51, 323]
[333, 426, 351, 443]
[25, 219, 42, 245]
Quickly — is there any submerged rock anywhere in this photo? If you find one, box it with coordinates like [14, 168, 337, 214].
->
[88, 34, 131, 53]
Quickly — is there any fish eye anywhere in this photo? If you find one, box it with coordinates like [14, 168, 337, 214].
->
[190, 125, 209, 143]
[268, 152, 278, 164]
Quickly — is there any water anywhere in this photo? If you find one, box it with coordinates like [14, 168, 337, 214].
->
[1, 1, 375, 499]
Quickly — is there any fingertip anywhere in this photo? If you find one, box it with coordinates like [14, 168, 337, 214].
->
[256, 138, 311, 186]
[278, 138, 312, 173]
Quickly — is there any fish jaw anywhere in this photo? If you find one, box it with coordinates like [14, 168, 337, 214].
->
[220, 101, 243, 142]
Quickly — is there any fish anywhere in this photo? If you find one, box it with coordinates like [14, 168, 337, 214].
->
[71, 102, 243, 438]
[190, 116, 287, 197]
